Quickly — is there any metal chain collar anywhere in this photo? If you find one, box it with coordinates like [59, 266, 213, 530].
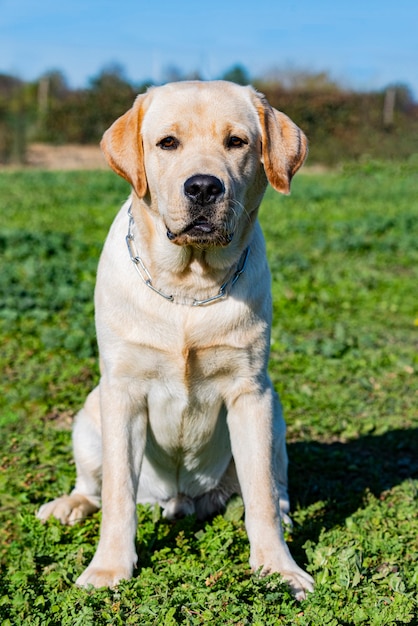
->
[125, 205, 250, 306]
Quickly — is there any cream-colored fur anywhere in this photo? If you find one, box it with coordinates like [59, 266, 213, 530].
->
[37, 80, 313, 599]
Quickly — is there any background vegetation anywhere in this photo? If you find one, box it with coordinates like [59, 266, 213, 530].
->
[1, 63, 417, 165]
[0, 162, 417, 624]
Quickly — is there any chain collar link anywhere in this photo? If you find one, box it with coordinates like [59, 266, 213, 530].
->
[125, 204, 249, 307]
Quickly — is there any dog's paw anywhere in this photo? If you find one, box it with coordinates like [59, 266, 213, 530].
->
[37, 494, 99, 525]
[279, 496, 293, 529]
[278, 568, 314, 601]
[162, 495, 195, 520]
[253, 557, 314, 600]
[76, 565, 132, 589]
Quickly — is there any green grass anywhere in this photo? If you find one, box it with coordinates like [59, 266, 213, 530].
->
[0, 162, 417, 625]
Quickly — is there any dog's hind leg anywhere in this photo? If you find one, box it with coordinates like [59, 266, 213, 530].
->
[271, 392, 293, 527]
[37, 387, 102, 525]
[194, 459, 240, 520]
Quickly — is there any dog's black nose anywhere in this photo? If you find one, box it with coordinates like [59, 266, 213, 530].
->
[184, 175, 225, 205]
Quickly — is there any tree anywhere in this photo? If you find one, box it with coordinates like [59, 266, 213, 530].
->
[85, 64, 136, 140]
[220, 65, 250, 86]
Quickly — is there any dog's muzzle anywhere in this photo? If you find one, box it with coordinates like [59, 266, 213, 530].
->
[166, 174, 233, 246]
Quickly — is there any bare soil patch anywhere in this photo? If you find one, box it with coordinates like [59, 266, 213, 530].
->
[24, 143, 107, 170]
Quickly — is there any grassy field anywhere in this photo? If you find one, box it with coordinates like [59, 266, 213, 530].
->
[0, 161, 417, 625]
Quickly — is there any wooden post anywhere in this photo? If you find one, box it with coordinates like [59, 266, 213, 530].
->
[383, 87, 396, 127]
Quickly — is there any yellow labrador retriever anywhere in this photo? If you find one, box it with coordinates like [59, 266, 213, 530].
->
[38, 80, 314, 599]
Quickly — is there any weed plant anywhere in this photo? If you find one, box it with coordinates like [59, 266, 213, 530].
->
[0, 162, 417, 624]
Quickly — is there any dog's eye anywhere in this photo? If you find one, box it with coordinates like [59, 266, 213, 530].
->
[227, 136, 248, 149]
[158, 136, 179, 150]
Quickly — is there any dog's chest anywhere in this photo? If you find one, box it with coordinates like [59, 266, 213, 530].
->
[149, 338, 248, 406]
[143, 343, 232, 457]
[138, 311, 257, 452]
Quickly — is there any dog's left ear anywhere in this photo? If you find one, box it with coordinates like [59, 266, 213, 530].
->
[253, 91, 308, 194]
[101, 92, 149, 198]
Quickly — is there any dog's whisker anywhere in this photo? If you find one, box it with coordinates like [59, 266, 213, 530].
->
[229, 198, 252, 227]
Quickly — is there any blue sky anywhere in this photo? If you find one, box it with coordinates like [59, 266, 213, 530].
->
[1, 0, 418, 97]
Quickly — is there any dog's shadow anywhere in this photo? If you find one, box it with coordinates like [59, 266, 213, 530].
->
[136, 428, 417, 571]
[287, 427, 418, 542]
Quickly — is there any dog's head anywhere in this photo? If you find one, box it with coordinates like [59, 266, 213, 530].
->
[101, 81, 307, 249]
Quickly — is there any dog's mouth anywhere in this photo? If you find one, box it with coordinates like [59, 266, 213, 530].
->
[166, 217, 233, 246]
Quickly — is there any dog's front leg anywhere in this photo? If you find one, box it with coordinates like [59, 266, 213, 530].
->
[76, 381, 146, 588]
[227, 384, 314, 600]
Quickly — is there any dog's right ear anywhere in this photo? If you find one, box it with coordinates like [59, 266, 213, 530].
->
[100, 93, 148, 198]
